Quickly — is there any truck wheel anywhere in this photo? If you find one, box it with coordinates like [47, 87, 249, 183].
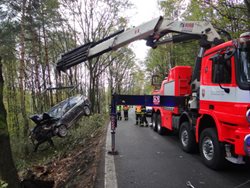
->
[157, 114, 166, 135]
[199, 128, 226, 170]
[57, 125, 68, 138]
[179, 122, 197, 153]
[152, 113, 157, 132]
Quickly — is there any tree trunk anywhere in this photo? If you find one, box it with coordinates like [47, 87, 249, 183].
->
[89, 69, 96, 112]
[42, 7, 53, 107]
[0, 57, 20, 188]
[245, 0, 250, 29]
[19, 0, 29, 138]
[30, 15, 41, 112]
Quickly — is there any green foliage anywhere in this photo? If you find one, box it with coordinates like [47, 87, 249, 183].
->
[108, 47, 136, 95]
[0, 180, 8, 188]
[146, 46, 169, 79]
[160, 0, 187, 19]
[184, 0, 249, 37]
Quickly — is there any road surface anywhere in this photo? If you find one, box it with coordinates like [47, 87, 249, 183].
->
[104, 110, 250, 188]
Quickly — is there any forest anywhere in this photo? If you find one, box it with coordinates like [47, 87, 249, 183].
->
[0, 0, 250, 187]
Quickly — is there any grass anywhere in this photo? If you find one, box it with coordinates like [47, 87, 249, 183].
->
[10, 113, 108, 172]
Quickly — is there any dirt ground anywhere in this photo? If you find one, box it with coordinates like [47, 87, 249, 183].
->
[21, 125, 107, 188]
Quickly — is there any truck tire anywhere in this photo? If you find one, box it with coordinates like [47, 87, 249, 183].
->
[199, 128, 226, 170]
[179, 122, 197, 153]
[157, 114, 166, 135]
[152, 113, 157, 132]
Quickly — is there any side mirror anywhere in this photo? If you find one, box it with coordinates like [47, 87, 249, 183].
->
[209, 53, 222, 63]
[224, 47, 235, 60]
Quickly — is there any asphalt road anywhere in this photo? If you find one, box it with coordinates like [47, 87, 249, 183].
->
[113, 110, 250, 188]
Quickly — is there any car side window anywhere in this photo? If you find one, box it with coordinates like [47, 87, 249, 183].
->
[212, 59, 232, 84]
[63, 97, 78, 112]
[70, 97, 79, 106]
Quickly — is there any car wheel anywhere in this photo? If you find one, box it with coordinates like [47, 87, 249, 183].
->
[199, 128, 226, 170]
[152, 113, 157, 132]
[179, 122, 197, 153]
[157, 114, 166, 135]
[84, 105, 91, 116]
[57, 125, 68, 138]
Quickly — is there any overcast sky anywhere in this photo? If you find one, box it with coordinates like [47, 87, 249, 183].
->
[126, 0, 162, 61]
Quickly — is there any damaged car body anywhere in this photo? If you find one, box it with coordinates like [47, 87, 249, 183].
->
[29, 95, 91, 151]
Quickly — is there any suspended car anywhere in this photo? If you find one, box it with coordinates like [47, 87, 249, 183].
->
[47, 95, 91, 137]
[29, 95, 91, 151]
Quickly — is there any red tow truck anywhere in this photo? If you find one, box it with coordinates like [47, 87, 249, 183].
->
[56, 16, 250, 169]
[152, 32, 250, 169]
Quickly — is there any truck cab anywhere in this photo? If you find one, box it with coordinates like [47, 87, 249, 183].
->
[197, 33, 250, 165]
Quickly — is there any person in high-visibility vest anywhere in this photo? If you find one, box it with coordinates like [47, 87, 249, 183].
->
[116, 105, 122, 120]
[123, 105, 129, 120]
[140, 105, 149, 127]
[135, 105, 142, 125]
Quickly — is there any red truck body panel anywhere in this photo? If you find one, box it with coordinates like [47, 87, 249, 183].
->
[152, 66, 192, 130]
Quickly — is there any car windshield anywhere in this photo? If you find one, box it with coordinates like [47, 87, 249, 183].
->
[48, 100, 68, 118]
[47, 95, 82, 118]
[236, 38, 250, 90]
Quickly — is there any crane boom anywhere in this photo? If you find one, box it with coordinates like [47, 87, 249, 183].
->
[56, 16, 221, 72]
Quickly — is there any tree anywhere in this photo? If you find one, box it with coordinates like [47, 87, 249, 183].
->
[61, 0, 132, 113]
[146, 46, 169, 80]
[19, 0, 30, 140]
[108, 47, 135, 95]
[0, 57, 20, 188]
[201, 0, 249, 37]
[245, 0, 250, 14]
[245, 0, 250, 29]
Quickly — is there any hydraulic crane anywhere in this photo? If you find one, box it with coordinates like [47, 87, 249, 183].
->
[57, 16, 222, 71]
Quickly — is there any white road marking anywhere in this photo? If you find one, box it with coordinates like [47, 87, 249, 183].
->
[105, 123, 118, 188]
[234, 179, 250, 188]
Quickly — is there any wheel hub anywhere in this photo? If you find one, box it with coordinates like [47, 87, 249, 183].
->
[158, 122, 161, 130]
[84, 106, 90, 115]
[59, 126, 67, 137]
[181, 130, 188, 147]
[202, 137, 214, 161]
[152, 120, 156, 129]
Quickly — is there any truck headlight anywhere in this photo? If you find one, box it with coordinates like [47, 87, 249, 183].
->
[246, 109, 250, 123]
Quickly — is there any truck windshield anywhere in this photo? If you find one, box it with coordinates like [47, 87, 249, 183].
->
[236, 40, 250, 89]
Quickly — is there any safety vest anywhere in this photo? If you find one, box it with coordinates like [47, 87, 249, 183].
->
[141, 106, 146, 115]
[123, 105, 129, 111]
[135, 106, 142, 114]
[116, 105, 121, 112]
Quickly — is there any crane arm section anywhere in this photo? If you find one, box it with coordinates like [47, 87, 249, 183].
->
[57, 16, 221, 72]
